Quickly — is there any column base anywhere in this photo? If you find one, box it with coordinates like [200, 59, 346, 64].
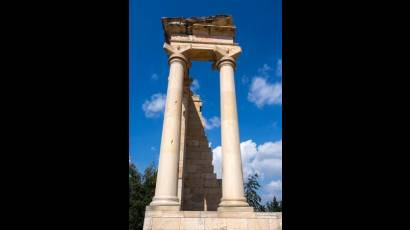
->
[146, 205, 180, 211]
[217, 206, 254, 212]
[217, 198, 254, 212]
[148, 196, 180, 211]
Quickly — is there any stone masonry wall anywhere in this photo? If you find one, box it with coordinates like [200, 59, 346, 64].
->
[180, 92, 222, 211]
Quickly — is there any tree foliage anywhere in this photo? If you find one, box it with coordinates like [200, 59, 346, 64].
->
[129, 162, 157, 230]
[265, 196, 282, 212]
[244, 173, 283, 212]
[244, 173, 264, 211]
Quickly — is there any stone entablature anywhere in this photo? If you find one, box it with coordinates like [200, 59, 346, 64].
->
[169, 35, 234, 45]
[162, 15, 236, 42]
[162, 15, 240, 63]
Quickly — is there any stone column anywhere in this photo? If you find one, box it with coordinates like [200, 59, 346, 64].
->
[216, 54, 252, 212]
[150, 52, 189, 210]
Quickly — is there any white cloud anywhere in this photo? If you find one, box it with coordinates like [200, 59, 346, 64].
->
[258, 64, 273, 76]
[257, 141, 282, 159]
[204, 116, 220, 130]
[248, 62, 282, 108]
[142, 93, 166, 118]
[266, 180, 282, 193]
[151, 73, 159, 80]
[212, 146, 222, 178]
[212, 139, 282, 202]
[263, 179, 282, 201]
[191, 79, 200, 93]
[248, 77, 282, 108]
[212, 139, 282, 180]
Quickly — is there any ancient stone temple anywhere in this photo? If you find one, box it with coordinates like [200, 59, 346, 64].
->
[143, 15, 282, 230]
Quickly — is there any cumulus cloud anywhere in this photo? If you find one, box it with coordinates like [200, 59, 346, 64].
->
[263, 179, 282, 201]
[142, 93, 166, 118]
[212, 146, 222, 178]
[204, 116, 220, 130]
[212, 139, 282, 180]
[212, 139, 282, 202]
[248, 62, 282, 108]
[248, 77, 282, 108]
[191, 79, 200, 93]
[258, 64, 273, 76]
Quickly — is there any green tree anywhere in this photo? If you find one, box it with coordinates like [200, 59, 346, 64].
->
[141, 163, 157, 207]
[129, 162, 157, 230]
[129, 163, 144, 230]
[279, 200, 282, 212]
[244, 173, 264, 211]
[265, 196, 282, 212]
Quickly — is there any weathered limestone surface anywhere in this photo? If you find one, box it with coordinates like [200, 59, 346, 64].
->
[144, 210, 282, 230]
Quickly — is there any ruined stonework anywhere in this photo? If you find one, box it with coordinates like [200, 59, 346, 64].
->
[174, 77, 222, 212]
[181, 93, 222, 211]
[143, 15, 282, 229]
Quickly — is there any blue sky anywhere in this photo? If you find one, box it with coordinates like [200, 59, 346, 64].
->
[130, 0, 282, 202]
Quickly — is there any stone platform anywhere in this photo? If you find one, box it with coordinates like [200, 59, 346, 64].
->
[143, 209, 282, 230]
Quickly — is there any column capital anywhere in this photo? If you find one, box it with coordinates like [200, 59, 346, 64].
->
[213, 45, 242, 70]
[214, 56, 236, 70]
[168, 53, 190, 67]
[164, 43, 191, 67]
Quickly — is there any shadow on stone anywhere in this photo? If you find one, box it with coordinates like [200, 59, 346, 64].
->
[181, 93, 222, 211]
